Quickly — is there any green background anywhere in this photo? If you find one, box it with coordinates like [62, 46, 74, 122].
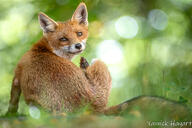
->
[0, 0, 192, 127]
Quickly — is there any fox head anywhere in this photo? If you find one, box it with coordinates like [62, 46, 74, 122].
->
[38, 3, 88, 60]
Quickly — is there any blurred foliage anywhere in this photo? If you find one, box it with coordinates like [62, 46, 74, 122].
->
[0, 0, 192, 127]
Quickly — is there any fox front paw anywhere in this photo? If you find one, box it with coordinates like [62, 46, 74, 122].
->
[80, 57, 89, 69]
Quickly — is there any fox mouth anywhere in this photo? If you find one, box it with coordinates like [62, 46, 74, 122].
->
[68, 50, 83, 54]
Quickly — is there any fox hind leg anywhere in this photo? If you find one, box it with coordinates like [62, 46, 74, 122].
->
[7, 77, 21, 114]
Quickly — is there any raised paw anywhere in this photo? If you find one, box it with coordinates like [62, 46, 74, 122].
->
[80, 57, 89, 69]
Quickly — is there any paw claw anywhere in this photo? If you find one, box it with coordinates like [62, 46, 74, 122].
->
[80, 57, 89, 69]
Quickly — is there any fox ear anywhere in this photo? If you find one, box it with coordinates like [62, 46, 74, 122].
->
[38, 12, 58, 33]
[71, 3, 88, 26]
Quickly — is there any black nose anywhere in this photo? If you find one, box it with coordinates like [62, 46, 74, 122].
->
[75, 43, 82, 49]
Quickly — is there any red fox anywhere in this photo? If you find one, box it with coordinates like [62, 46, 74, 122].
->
[7, 3, 190, 119]
[7, 2, 111, 113]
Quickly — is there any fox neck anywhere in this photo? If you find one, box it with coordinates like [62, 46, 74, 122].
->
[32, 37, 75, 60]
[53, 49, 75, 60]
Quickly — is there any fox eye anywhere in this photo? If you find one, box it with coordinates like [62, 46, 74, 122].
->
[59, 37, 68, 41]
[77, 32, 83, 37]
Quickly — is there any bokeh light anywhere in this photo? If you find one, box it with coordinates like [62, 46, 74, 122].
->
[115, 16, 139, 39]
[148, 9, 168, 30]
[29, 106, 40, 119]
[96, 40, 125, 88]
[96, 40, 123, 65]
